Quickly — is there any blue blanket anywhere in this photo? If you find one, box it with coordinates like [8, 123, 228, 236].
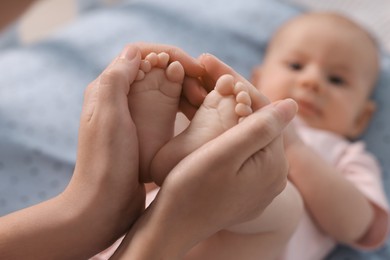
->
[0, 0, 388, 259]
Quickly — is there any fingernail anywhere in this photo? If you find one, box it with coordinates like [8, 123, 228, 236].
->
[272, 98, 298, 121]
[272, 98, 294, 107]
[120, 46, 138, 60]
[199, 53, 212, 60]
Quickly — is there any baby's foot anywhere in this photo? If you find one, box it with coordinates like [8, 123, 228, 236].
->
[151, 74, 255, 185]
[129, 52, 185, 183]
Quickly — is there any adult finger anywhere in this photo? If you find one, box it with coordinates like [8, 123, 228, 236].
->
[82, 46, 141, 122]
[199, 53, 270, 110]
[180, 76, 207, 119]
[210, 98, 298, 163]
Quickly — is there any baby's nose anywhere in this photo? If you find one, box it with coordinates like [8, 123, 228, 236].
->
[298, 67, 323, 92]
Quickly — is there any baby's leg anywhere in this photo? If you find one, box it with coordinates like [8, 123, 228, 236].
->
[129, 52, 184, 183]
[151, 74, 253, 185]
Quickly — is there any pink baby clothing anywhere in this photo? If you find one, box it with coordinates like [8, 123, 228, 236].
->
[279, 119, 390, 260]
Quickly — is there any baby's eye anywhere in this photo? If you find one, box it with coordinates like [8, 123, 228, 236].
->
[328, 75, 345, 86]
[288, 62, 303, 71]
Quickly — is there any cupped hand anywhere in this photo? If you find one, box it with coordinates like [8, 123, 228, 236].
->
[114, 98, 298, 259]
[65, 45, 146, 250]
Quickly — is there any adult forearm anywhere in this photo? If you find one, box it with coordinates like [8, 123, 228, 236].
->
[0, 194, 106, 260]
[0, 185, 140, 260]
[0, 0, 36, 31]
[286, 143, 374, 244]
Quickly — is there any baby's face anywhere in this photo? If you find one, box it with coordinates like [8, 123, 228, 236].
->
[253, 14, 379, 138]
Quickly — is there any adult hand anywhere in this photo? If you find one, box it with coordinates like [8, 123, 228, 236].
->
[110, 98, 298, 259]
[198, 53, 270, 110]
[0, 45, 145, 260]
[67, 45, 146, 252]
[180, 53, 272, 118]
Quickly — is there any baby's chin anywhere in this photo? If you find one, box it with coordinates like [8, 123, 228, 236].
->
[293, 115, 324, 131]
[294, 115, 349, 138]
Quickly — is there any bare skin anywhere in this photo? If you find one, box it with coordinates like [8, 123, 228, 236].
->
[0, 42, 299, 259]
[151, 74, 254, 185]
[134, 42, 208, 119]
[111, 97, 300, 260]
[125, 59, 302, 259]
[128, 52, 256, 187]
[251, 13, 382, 248]
[0, 44, 145, 260]
[0, 43, 203, 260]
[129, 52, 185, 183]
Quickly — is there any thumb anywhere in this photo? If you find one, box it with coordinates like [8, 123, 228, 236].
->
[82, 46, 141, 121]
[209, 98, 297, 163]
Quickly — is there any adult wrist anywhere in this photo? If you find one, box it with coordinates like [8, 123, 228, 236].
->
[62, 175, 145, 251]
[110, 204, 193, 259]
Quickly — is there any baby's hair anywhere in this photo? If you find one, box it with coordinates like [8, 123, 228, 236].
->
[269, 11, 379, 54]
[314, 12, 380, 53]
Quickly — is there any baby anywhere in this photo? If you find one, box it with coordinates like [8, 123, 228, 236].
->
[248, 12, 389, 260]
[139, 11, 389, 260]
[97, 11, 389, 260]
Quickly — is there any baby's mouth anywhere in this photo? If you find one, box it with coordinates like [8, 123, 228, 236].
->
[296, 99, 321, 117]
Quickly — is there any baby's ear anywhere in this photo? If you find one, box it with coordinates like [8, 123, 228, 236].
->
[250, 65, 262, 86]
[349, 100, 376, 139]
